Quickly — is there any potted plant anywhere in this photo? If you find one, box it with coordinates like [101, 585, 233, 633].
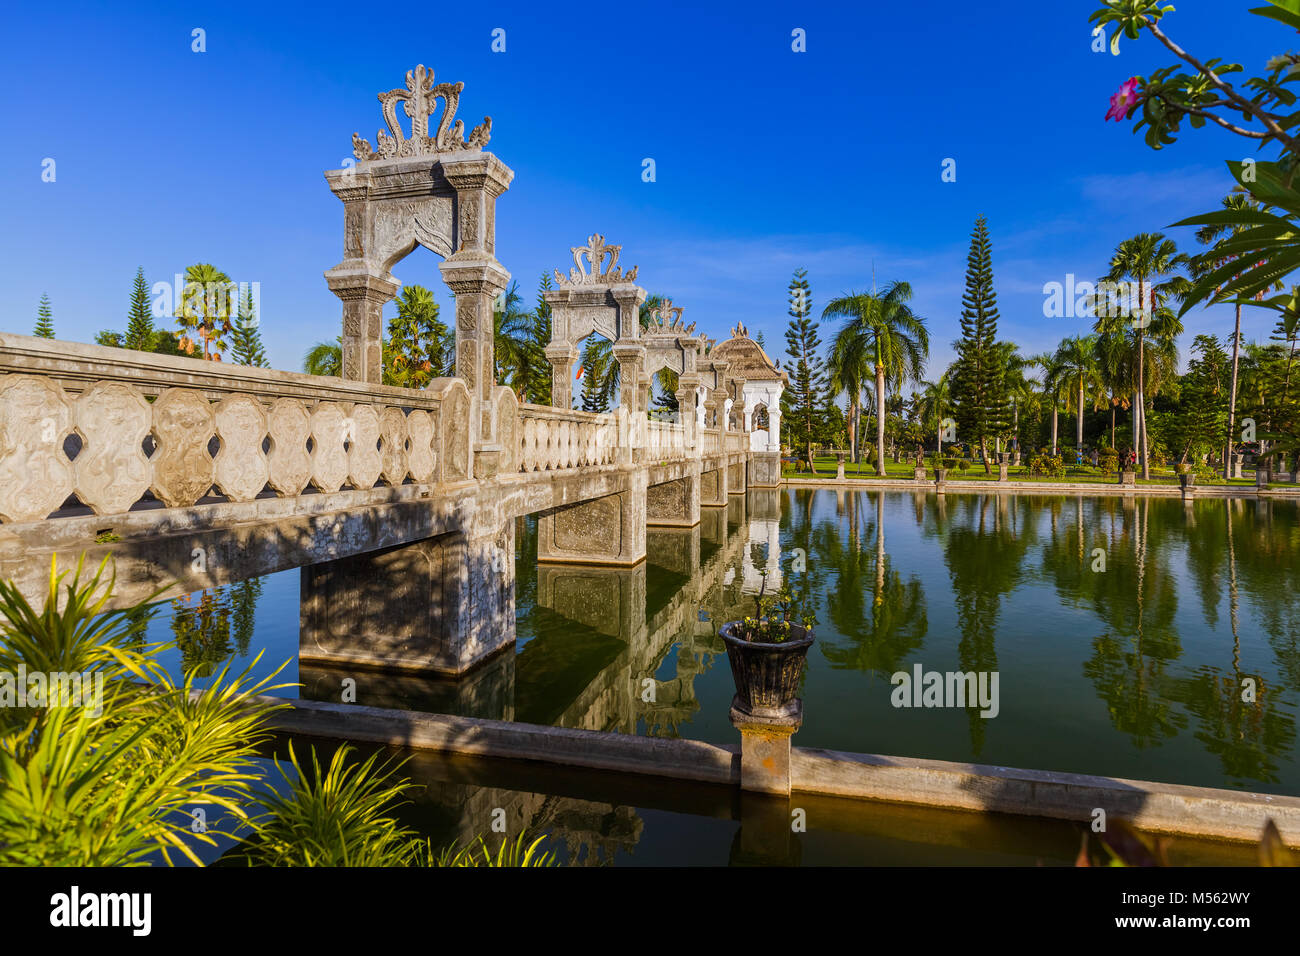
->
[1175, 461, 1196, 490]
[719, 571, 815, 719]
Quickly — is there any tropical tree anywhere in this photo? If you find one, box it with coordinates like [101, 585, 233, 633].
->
[528, 273, 555, 405]
[387, 285, 451, 388]
[304, 338, 343, 378]
[1053, 334, 1104, 452]
[918, 372, 951, 455]
[824, 281, 929, 475]
[1032, 351, 1067, 456]
[1100, 234, 1189, 477]
[175, 263, 235, 360]
[33, 294, 54, 339]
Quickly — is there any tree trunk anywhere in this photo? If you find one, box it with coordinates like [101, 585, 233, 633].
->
[1225, 301, 1242, 480]
[1077, 375, 1085, 450]
[875, 366, 887, 477]
[1137, 280, 1149, 479]
[1051, 403, 1058, 456]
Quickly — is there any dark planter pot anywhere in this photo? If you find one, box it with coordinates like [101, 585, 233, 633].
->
[720, 622, 813, 719]
[933, 467, 949, 482]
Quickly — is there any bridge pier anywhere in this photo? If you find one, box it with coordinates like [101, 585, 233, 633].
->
[299, 520, 516, 676]
[728, 459, 748, 495]
[647, 466, 702, 529]
[700, 462, 728, 507]
[749, 450, 782, 489]
[536, 471, 648, 566]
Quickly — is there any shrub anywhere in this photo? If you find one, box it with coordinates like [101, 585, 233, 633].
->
[957, 458, 971, 473]
[941, 457, 957, 470]
[1028, 453, 1065, 478]
[1100, 455, 1118, 477]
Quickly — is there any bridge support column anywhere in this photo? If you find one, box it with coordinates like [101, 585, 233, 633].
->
[749, 451, 782, 489]
[647, 466, 701, 528]
[299, 521, 516, 675]
[700, 463, 728, 507]
[537, 473, 647, 566]
[728, 458, 748, 495]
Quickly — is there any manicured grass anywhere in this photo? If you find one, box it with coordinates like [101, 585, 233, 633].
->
[782, 456, 1260, 487]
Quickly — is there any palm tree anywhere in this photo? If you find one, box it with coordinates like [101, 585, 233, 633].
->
[387, 285, 452, 388]
[823, 282, 930, 476]
[1195, 194, 1284, 477]
[995, 342, 1032, 456]
[1102, 234, 1190, 478]
[918, 372, 951, 455]
[828, 325, 870, 463]
[493, 281, 538, 395]
[175, 263, 234, 360]
[1031, 351, 1066, 456]
[1053, 334, 1104, 453]
[304, 338, 342, 377]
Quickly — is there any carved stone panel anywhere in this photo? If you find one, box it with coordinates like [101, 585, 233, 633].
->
[267, 398, 313, 496]
[647, 478, 688, 520]
[151, 388, 216, 507]
[553, 495, 621, 554]
[214, 394, 269, 502]
[73, 383, 152, 516]
[347, 403, 382, 489]
[0, 375, 73, 523]
[494, 389, 517, 473]
[441, 387, 470, 481]
[405, 409, 435, 482]
[310, 403, 350, 492]
[379, 405, 410, 485]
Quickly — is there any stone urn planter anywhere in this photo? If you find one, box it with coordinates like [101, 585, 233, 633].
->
[720, 622, 813, 719]
[1178, 471, 1196, 491]
[933, 467, 949, 483]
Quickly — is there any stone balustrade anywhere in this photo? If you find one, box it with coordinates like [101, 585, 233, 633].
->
[0, 333, 472, 525]
[701, 427, 722, 456]
[647, 420, 688, 461]
[516, 404, 618, 472]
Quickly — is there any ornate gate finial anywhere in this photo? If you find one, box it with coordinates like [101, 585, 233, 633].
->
[553, 234, 639, 287]
[352, 64, 492, 161]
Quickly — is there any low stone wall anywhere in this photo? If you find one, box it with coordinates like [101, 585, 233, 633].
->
[271, 697, 1300, 847]
[781, 475, 1300, 499]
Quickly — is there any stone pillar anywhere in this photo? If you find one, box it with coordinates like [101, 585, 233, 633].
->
[676, 373, 703, 452]
[326, 273, 398, 385]
[700, 464, 728, 507]
[545, 343, 577, 410]
[749, 451, 782, 488]
[728, 458, 748, 495]
[613, 342, 646, 464]
[836, 451, 846, 481]
[998, 461, 1009, 481]
[730, 700, 802, 795]
[1231, 453, 1244, 480]
[299, 523, 515, 676]
[441, 257, 510, 476]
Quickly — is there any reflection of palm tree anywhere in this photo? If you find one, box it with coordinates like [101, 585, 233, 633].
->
[817, 492, 927, 677]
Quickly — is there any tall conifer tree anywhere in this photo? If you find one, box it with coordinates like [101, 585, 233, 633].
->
[33, 294, 54, 338]
[781, 268, 826, 469]
[125, 267, 154, 351]
[950, 216, 1010, 473]
[230, 287, 269, 368]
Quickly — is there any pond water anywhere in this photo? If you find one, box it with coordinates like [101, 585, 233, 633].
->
[149, 488, 1300, 798]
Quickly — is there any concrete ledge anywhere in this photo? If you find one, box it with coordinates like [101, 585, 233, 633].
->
[780, 476, 1294, 499]
[791, 748, 1300, 846]
[268, 696, 1300, 847]
[273, 697, 740, 786]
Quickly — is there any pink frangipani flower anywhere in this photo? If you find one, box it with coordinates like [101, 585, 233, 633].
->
[1105, 77, 1141, 121]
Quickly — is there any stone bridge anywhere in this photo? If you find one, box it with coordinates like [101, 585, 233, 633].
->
[0, 58, 789, 681]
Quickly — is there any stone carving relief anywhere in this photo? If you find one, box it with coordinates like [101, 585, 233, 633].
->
[267, 398, 313, 496]
[647, 478, 688, 519]
[213, 394, 269, 502]
[554, 495, 621, 554]
[310, 403, 350, 493]
[379, 406, 410, 485]
[0, 375, 73, 523]
[347, 403, 382, 489]
[406, 409, 436, 482]
[73, 383, 152, 516]
[352, 64, 492, 161]
[554, 234, 639, 288]
[442, 387, 471, 481]
[151, 388, 216, 507]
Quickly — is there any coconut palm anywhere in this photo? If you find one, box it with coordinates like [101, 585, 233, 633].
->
[1102, 234, 1191, 478]
[304, 338, 342, 377]
[175, 263, 234, 360]
[918, 371, 951, 455]
[823, 282, 930, 476]
[1053, 334, 1104, 452]
[1031, 351, 1066, 456]
[494, 281, 540, 396]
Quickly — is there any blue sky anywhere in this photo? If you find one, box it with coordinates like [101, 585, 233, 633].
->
[0, 1, 1284, 379]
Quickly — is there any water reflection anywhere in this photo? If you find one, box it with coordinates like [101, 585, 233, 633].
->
[153, 488, 1300, 795]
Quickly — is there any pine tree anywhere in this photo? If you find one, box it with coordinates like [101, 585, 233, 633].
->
[33, 294, 54, 338]
[230, 287, 269, 368]
[530, 272, 554, 405]
[780, 268, 827, 468]
[949, 216, 1010, 472]
[1170, 334, 1229, 463]
[125, 267, 154, 351]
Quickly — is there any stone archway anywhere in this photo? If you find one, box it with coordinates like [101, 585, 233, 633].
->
[542, 234, 646, 412]
[324, 64, 513, 469]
